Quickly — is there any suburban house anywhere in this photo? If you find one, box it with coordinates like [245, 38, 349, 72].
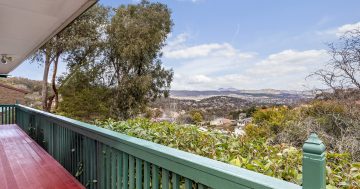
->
[209, 117, 233, 126]
[0, 83, 28, 104]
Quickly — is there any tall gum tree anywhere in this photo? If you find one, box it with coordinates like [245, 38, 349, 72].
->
[30, 5, 109, 112]
[105, 0, 174, 119]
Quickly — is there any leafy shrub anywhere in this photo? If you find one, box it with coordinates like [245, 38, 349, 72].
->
[252, 106, 297, 135]
[190, 110, 203, 124]
[96, 118, 360, 188]
[244, 123, 269, 138]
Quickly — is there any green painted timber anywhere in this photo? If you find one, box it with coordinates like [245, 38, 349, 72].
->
[172, 172, 180, 189]
[152, 165, 159, 189]
[136, 158, 142, 189]
[302, 133, 326, 189]
[185, 178, 192, 189]
[10, 104, 327, 189]
[144, 161, 151, 189]
[161, 169, 169, 189]
[0, 105, 16, 125]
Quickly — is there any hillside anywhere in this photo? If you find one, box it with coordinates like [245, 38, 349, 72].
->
[152, 96, 251, 118]
[170, 89, 313, 104]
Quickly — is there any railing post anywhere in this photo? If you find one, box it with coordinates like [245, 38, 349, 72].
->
[302, 133, 326, 189]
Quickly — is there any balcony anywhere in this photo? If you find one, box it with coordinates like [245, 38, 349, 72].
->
[0, 104, 326, 189]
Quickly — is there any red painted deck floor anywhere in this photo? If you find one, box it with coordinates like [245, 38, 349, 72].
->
[0, 124, 85, 189]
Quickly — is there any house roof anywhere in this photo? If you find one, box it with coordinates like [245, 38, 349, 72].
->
[0, 0, 97, 74]
[0, 82, 29, 94]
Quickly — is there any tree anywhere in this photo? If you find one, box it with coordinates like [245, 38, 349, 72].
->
[58, 64, 112, 121]
[31, 5, 109, 112]
[190, 110, 204, 124]
[105, 1, 173, 119]
[312, 29, 360, 97]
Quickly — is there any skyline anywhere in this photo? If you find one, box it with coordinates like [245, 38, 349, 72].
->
[10, 0, 360, 90]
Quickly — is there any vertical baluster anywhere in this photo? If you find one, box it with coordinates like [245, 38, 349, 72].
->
[129, 155, 135, 189]
[50, 123, 54, 158]
[101, 144, 106, 188]
[74, 133, 78, 176]
[99, 142, 105, 189]
[12, 106, 15, 124]
[59, 126, 62, 164]
[122, 153, 129, 189]
[69, 130, 73, 176]
[152, 165, 159, 189]
[117, 151, 123, 189]
[4, 107, 7, 124]
[185, 178, 192, 189]
[85, 137, 89, 185]
[135, 158, 142, 189]
[65, 128, 69, 170]
[5, 107, 8, 124]
[54, 124, 58, 161]
[161, 169, 169, 189]
[68, 129, 72, 171]
[8, 107, 10, 124]
[111, 149, 117, 189]
[6, 106, 8, 124]
[1, 106, 3, 124]
[80, 134, 84, 183]
[106, 146, 111, 189]
[143, 162, 150, 189]
[90, 139, 95, 189]
[172, 173, 180, 189]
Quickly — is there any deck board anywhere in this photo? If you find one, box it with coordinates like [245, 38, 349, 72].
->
[0, 124, 85, 189]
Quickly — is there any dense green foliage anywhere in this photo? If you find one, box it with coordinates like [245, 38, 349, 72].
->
[58, 68, 112, 121]
[97, 118, 360, 188]
[105, 1, 173, 119]
[59, 1, 173, 120]
[189, 110, 204, 124]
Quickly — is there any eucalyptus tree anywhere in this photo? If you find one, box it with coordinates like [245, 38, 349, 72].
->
[105, 0, 173, 119]
[31, 5, 109, 112]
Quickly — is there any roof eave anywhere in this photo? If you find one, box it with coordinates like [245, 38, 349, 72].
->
[5, 0, 98, 74]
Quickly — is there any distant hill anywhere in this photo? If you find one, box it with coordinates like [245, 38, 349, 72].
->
[152, 89, 313, 120]
[151, 96, 252, 119]
[170, 89, 313, 104]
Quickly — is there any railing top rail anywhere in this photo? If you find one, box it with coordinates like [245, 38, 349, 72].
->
[16, 104, 301, 189]
[0, 104, 17, 107]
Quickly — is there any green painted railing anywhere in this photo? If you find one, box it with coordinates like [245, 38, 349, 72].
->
[12, 104, 326, 189]
[0, 104, 16, 125]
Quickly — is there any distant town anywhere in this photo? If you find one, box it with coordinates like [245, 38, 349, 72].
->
[148, 88, 314, 136]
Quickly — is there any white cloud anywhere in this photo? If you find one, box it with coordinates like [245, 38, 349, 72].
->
[317, 22, 360, 37]
[336, 22, 360, 36]
[166, 33, 190, 48]
[171, 73, 254, 90]
[247, 49, 328, 76]
[163, 34, 329, 90]
[187, 74, 212, 84]
[164, 42, 253, 60]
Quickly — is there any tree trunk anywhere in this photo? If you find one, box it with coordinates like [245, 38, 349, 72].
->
[42, 49, 51, 112]
[51, 53, 60, 111]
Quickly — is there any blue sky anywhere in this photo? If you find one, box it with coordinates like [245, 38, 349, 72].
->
[11, 0, 360, 90]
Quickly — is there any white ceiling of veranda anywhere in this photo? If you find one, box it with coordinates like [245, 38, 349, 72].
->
[0, 0, 97, 74]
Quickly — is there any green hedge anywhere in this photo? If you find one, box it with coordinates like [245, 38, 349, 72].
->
[97, 118, 359, 188]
